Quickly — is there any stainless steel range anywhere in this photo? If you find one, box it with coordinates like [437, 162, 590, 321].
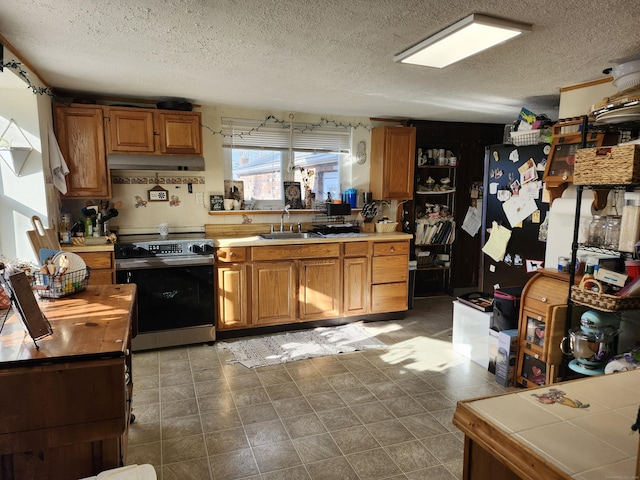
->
[114, 233, 215, 351]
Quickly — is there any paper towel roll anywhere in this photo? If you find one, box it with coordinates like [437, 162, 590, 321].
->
[545, 194, 594, 270]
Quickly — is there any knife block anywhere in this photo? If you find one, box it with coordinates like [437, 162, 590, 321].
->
[360, 222, 375, 233]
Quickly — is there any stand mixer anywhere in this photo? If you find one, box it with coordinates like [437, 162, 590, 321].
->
[561, 309, 621, 376]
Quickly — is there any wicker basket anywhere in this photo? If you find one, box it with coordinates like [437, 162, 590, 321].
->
[510, 129, 541, 146]
[570, 285, 640, 312]
[30, 268, 90, 299]
[574, 145, 640, 185]
[375, 222, 398, 233]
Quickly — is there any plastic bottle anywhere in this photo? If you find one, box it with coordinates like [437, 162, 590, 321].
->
[59, 211, 71, 244]
[84, 217, 93, 237]
[618, 192, 640, 252]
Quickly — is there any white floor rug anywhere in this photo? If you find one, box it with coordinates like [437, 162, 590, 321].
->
[220, 323, 388, 368]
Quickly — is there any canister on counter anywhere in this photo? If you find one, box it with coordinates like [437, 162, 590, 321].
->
[557, 256, 570, 272]
[618, 192, 640, 252]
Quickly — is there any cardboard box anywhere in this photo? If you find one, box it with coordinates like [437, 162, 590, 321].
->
[452, 301, 493, 369]
[595, 267, 628, 287]
[496, 329, 518, 387]
[487, 328, 500, 374]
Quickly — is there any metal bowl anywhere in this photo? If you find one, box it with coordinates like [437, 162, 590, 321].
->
[561, 328, 617, 366]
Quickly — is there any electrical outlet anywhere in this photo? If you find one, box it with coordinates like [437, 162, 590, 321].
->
[195, 192, 204, 205]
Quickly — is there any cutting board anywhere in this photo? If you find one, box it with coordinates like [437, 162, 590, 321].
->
[27, 216, 60, 257]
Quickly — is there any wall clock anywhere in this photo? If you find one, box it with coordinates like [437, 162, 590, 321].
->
[356, 140, 367, 164]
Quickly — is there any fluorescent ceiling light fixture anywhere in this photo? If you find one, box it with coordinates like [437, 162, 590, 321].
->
[394, 14, 531, 68]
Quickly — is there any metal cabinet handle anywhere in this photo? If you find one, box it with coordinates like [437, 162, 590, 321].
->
[230, 252, 236, 257]
[541, 297, 547, 302]
[390, 247, 395, 252]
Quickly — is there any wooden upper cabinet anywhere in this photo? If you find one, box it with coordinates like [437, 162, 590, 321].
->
[157, 111, 202, 155]
[104, 107, 202, 155]
[53, 104, 111, 198]
[370, 126, 416, 200]
[104, 107, 155, 153]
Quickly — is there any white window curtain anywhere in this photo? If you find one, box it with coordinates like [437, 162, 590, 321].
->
[221, 118, 351, 153]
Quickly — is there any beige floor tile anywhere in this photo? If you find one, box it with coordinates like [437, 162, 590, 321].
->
[162, 457, 212, 480]
[347, 447, 403, 479]
[305, 456, 359, 480]
[282, 412, 327, 439]
[330, 425, 381, 454]
[244, 419, 290, 447]
[366, 418, 416, 446]
[252, 440, 303, 473]
[292, 433, 342, 463]
[127, 296, 519, 478]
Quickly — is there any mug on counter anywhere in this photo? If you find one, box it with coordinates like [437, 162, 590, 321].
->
[158, 223, 169, 236]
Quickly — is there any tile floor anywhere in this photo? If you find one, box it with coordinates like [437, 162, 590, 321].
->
[126, 296, 511, 479]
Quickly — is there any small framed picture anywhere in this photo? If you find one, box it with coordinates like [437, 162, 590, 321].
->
[148, 185, 169, 202]
[210, 194, 224, 211]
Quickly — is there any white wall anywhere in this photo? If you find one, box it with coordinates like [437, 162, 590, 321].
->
[0, 75, 52, 264]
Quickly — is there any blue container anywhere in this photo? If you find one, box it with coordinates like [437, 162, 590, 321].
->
[344, 188, 357, 208]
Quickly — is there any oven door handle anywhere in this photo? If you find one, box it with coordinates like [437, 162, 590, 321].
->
[116, 256, 214, 270]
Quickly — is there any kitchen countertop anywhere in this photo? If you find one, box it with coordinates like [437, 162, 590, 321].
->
[61, 243, 114, 253]
[453, 369, 640, 479]
[213, 231, 412, 248]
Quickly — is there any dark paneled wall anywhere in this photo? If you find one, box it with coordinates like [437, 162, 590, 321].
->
[409, 120, 505, 295]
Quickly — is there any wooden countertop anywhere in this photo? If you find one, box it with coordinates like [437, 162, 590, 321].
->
[0, 284, 136, 366]
[453, 369, 640, 479]
[213, 231, 412, 248]
[61, 243, 114, 253]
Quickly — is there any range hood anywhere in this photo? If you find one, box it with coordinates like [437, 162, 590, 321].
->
[108, 154, 205, 171]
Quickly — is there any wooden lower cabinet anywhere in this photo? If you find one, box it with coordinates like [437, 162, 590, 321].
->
[343, 257, 369, 316]
[371, 241, 409, 313]
[251, 261, 297, 326]
[77, 250, 115, 285]
[299, 258, 341, 321]
[216, 263, 249, 329]
[215, 238, 410, 330]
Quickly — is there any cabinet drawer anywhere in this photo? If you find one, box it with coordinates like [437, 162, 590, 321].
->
[523, 275, 568, 312]
[371, 255, 408, 284]
[251, 243, 340, 261]
[77, 251, 113, 270]
[344, 241, 369, 257]
[371, 282, 408, 313]
[373, 241, 409, 256]
[216, 247, 247, 263]
[90, 269, 115, 285]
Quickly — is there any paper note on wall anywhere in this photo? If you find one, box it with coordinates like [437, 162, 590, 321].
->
[502, 196, 538, 228]
[482, 221, 512, 262]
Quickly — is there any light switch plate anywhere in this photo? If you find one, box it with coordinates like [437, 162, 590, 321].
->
[195, 192, 204, 205]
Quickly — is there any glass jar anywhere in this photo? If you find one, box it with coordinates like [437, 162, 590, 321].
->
[587, 215, 607, 247]
[604, 215, 622, 250]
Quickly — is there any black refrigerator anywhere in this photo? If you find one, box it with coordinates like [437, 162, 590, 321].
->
[480, 143, 551, 293]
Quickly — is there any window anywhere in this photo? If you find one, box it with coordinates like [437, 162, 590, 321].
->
[222, 118, 350, 207]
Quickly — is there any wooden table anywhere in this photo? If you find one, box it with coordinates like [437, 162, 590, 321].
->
[0, 284, 137, 480]
[453, 369, 640, 479]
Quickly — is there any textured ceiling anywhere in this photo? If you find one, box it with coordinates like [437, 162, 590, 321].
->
[1, 0, 639, 123]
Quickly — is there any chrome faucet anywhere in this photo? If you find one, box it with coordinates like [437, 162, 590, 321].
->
[281, 204, 291, 232]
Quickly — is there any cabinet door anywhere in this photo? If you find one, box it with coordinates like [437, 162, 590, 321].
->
[251, 261, 297, 326]
[299, 258, 341, 320]
[344, 257, 369, 316]
[105, 107, 155, 153]
[216, 264, 248, 329]
[370, 126, 416, 200]
[75, 251, 114, 285]
[157, 111, 202, 155]
[53, 105, 111, 198]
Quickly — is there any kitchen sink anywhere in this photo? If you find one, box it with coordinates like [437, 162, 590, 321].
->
[259, 232, 321, 240]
